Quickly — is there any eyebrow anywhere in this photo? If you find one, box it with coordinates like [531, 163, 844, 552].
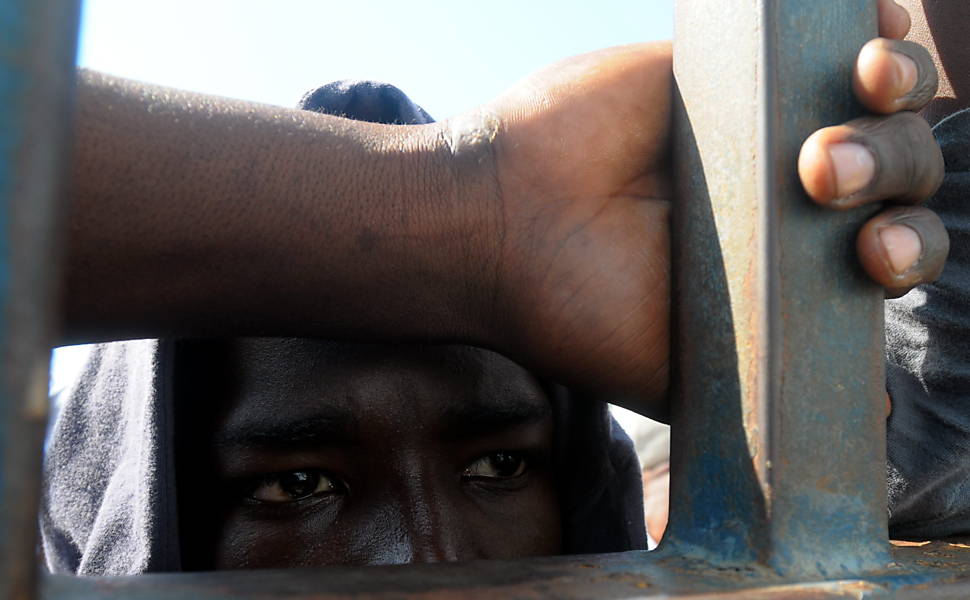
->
[215, 411, 358, 451]
[213, 391, 551, 451]
[440, 396, 552, 440]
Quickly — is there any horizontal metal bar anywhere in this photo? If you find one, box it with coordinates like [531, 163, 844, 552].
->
[38, 544, 970, 600]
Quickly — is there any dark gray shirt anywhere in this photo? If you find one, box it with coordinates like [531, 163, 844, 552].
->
[887, 108, 970, 539]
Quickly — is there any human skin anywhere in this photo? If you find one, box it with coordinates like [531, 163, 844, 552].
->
[896, 0, 970, 126]
[173, 340, 561, 567]
[64, 1, 945, 420]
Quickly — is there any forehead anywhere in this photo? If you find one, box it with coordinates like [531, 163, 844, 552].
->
[216, 339, 550, 433]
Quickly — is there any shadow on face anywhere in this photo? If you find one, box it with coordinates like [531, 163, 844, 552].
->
[173, 339, 561, 569]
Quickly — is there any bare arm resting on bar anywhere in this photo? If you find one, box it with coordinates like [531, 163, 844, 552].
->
[64, 0, 947, 419]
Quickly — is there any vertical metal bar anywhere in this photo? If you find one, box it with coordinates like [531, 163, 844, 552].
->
[667, 0, 887, 576]
[0, 0, 80, 598]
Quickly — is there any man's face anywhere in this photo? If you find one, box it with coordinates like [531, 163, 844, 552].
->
[175, 339, 561, 568]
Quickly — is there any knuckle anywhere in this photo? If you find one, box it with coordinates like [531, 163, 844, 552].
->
[924, 145, 946, 200]
[888, 113, 940, 202]
[923, 214, 951, 281]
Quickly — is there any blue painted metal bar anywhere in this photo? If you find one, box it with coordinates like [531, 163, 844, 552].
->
[667, 0, 887, 577]
[0, 0, 79, 598]
[17, 0, 970, 598]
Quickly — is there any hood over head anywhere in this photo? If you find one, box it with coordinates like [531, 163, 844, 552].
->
[40, 81, 646, 574]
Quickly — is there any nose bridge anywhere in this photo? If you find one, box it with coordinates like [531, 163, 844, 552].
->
[384, 452, 469, 564]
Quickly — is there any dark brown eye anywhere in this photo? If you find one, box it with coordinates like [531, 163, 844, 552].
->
[249, 470, 340, 503]
[463, 452, 527, 479]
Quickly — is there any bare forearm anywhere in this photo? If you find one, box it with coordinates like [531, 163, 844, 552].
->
[64, 70, 501, 345]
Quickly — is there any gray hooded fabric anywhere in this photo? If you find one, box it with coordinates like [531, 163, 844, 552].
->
[40, 82, 647, 576]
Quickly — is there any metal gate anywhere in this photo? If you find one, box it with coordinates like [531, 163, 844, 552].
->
[3, 1, 970, 598]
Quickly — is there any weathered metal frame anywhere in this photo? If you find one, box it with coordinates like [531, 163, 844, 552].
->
[4, 0, 970, 598]
[667, 0, 888, 576]
[0, 0, 79, 599]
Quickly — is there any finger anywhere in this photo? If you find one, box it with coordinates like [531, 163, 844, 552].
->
[877, 0, 911, 40]
[854, 38, 937, 114]
[856, 206, 949, 295]
[799, 112, 944, 209]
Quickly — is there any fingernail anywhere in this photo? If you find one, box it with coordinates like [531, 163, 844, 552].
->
[892, 52, 918, 97]
[880, 224, 922, 275]
[829, 143, 875, 198]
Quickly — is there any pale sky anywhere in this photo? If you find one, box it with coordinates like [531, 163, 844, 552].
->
[52, 0, 674, 393]
[76, 0, 673, 117]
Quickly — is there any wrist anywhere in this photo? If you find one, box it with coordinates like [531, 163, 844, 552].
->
[424, 112, 510, 349]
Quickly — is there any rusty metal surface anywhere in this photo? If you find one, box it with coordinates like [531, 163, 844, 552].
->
[669, 0, 886, 577]
[0, 0, 79, 599]
[37, 543, 970, 599]
[18, 1, 970, 599]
